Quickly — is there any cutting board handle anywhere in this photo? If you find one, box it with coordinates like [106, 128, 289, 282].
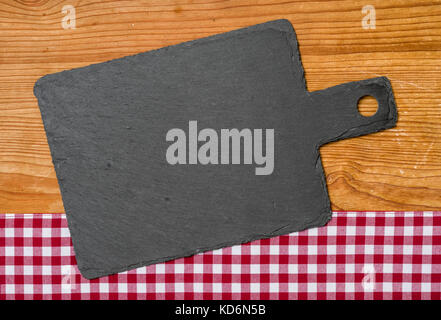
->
[309, 76, 398, 146]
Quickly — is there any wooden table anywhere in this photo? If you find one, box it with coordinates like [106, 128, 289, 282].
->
[1, 0, 440, 213]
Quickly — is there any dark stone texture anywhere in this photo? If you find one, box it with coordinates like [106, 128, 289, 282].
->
[34, 20, 397, 279]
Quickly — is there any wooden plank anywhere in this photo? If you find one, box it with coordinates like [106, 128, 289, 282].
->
[0, 0, 440, 213]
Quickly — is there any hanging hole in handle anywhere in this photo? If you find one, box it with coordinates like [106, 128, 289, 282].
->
[357, 95, 379, 117]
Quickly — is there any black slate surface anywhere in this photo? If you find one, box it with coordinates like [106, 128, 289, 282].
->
[34, 19, 398, 279]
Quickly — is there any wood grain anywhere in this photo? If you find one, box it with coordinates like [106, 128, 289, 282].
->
[1, 0, 441, 213]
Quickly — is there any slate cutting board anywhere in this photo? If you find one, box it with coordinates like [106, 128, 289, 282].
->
[34, 19, 397, 279]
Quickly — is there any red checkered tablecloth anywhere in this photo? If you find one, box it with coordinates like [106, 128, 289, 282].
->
[0, 212, 440, 300]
